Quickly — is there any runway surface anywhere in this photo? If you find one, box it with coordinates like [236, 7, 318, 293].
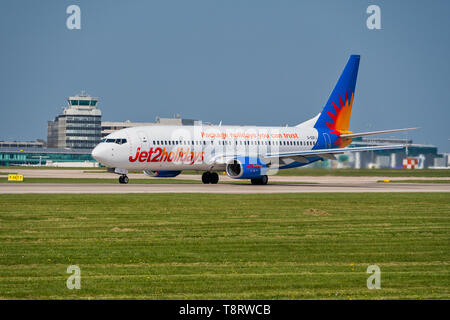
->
[1, 182, 449, 194]
[1, 169, 449, 193]
[2, 168, 450, 182]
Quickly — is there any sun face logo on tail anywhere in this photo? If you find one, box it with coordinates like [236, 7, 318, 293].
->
[326, 92, 354, 136]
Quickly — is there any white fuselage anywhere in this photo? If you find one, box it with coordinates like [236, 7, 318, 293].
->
[92, 125, 319, 171]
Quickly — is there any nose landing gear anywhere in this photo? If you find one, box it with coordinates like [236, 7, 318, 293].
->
[202, 172, 219, 184]
[118, 175, 129, 184]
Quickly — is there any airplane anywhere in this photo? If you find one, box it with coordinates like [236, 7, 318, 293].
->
[92, 55, 417, 185]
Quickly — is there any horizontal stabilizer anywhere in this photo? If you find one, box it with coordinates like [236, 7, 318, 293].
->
[264, 145, 406, 160]
[340, 127, 419, 139]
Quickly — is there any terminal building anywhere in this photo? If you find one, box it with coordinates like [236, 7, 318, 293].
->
[47, 91, 102, 149]
[0, 140, 45, 149]
[350, 137, 443, 169]
[0, 147, 97, 167]
[309, 137, 446, 169]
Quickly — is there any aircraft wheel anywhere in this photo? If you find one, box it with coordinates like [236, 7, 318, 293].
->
[251, 176, 268, 185]
[202, 172, 211, 184]
[210, 172, 219, 184]
[261, 175, 268, 185]
[119, 175, 129, 184]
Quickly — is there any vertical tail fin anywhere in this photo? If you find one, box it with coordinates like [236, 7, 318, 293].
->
[313, 55, 360, 135]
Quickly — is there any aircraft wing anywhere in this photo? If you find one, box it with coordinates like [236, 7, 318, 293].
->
[340, 127, 419, 139]
[264, 145, 406, 162]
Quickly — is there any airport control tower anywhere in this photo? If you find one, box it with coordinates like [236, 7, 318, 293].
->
[47, 91, 102, 150]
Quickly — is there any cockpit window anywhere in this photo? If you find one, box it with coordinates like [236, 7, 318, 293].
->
[116, 139, 127, 145]
[102, 138, 127, 145]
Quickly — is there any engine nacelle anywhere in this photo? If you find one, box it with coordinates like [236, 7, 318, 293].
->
[143, 170, 182, 178]
[225, 157, 268, 179]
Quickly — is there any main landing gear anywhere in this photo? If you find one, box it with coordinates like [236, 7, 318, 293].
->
[251, 175, 268, 185]
[202, 172, 219, 184]
[118, 175, 129, 184]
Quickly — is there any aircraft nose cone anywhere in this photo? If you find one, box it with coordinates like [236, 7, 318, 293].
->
[92, 144, 108, 163]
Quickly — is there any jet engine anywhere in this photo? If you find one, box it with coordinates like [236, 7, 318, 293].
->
[225, 157, 268, 179]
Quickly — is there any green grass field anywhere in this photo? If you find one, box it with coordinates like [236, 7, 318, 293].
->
[0, 193, 448, 299]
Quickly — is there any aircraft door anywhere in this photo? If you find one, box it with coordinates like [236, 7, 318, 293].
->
[137, 130, 160, 168]
[137, 130, 149, 150]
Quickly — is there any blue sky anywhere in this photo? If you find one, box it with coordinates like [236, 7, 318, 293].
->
[1, 0, 449, 152]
